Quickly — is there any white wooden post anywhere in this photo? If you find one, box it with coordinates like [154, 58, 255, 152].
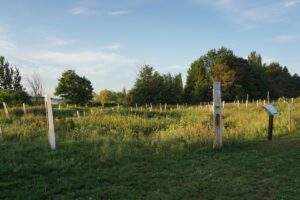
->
[23, 103, 26, 116]
[45, 95, 56, 150]
[135, 103, 138, 110]
[213, 82, 223, 149]
[222, 101, 225, 109]
[160, 103, 162, 113]
[2, 102, 9, 118]
[76, 110, 80, 118]
[164, 103, 167, 112]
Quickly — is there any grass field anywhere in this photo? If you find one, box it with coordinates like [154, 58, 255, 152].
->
[0, 101, 300, 199]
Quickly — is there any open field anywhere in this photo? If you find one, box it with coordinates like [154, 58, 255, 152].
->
[1, 101, 300, 199]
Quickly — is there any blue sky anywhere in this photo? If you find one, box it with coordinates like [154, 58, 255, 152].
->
[0, 0, 299, 95]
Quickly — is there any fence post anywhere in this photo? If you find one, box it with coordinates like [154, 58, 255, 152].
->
[23, 103, 26, 116]
[213, 82, 223, 149]
[289, 104, 292, 132]
[45, 95, 56, 150]
[2, 102, 9, 118]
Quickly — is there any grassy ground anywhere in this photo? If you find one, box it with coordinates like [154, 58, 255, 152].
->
[0, 102, 300, 199]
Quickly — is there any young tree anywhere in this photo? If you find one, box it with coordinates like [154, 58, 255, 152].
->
[27, 72, 44, 104]
[55, 70, 93, 105]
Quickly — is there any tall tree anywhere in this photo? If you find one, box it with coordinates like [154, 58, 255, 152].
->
[0, 56, 30, 104]
[55, 70, 93, 105]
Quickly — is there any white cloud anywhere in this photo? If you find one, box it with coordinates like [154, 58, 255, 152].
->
[70, 0, 129, 16]
[45, 36, 76, 47]
[0, 27, 138, 95]
[194, 0, 299, 28]
[274, 34, 300, 43]
[105, 43, 124, 51]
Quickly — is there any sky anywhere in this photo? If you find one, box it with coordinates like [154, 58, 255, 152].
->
[0, 0, 299, 95]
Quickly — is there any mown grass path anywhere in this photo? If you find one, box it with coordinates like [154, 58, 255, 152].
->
[1, 133, 300, 200]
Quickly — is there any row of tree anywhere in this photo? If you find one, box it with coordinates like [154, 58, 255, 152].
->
[183, 48, 300, 103]
[1, 47, 299, 105]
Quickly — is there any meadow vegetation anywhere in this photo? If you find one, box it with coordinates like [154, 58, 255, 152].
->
[1, 100, 300, 199]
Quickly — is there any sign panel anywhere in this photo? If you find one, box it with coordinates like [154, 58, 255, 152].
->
[263, 105, 280, 116]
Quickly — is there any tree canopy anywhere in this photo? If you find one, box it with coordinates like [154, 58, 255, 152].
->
[0, 56, 30, 104]
[129, 65, 183, 104]
[55, 70, 93, 105]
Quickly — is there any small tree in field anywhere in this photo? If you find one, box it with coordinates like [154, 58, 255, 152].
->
[55, 70, 93, 105]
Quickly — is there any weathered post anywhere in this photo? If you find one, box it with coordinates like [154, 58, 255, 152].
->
[2, 102, 9, 118]
[23, 103, 26, 116]
[45, 95, 56, 150]
[267, 91, 270, 104]
[164, 103, 167, 112]
[76, 110, 80, 118]
[213, 82, 222, 149]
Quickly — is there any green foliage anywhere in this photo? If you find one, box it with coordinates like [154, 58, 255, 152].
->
[130, 65, 183, 104]
[55, 70, 93, 105]
[0, 56, 30, 104]
[94, 88, 128, 104]
[184, 48, 300, 103]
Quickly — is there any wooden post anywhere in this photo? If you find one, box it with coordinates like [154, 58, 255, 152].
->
[267, 91, 270, 104]
[268, 115, 274, 141]
[45, 95, 56, 150]
[160, 103, 162, 113]
[58, 104, 61, 110]
[0, 127, 2, 137]
[289, 104, 292, 133]
[164, 103, 167, 112]
[2, 102, 9, 118]
[213, 82, 222, 149]
[23, 103, 26, 116]
[77, 110, 80, 118]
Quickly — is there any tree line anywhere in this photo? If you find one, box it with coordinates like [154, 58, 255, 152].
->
[0, 47, 299, 105]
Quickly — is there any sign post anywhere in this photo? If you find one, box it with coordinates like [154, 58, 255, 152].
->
[213, 82, 223, 149]
[45, 95, 56, 150]
[263, 105, 280, 141]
